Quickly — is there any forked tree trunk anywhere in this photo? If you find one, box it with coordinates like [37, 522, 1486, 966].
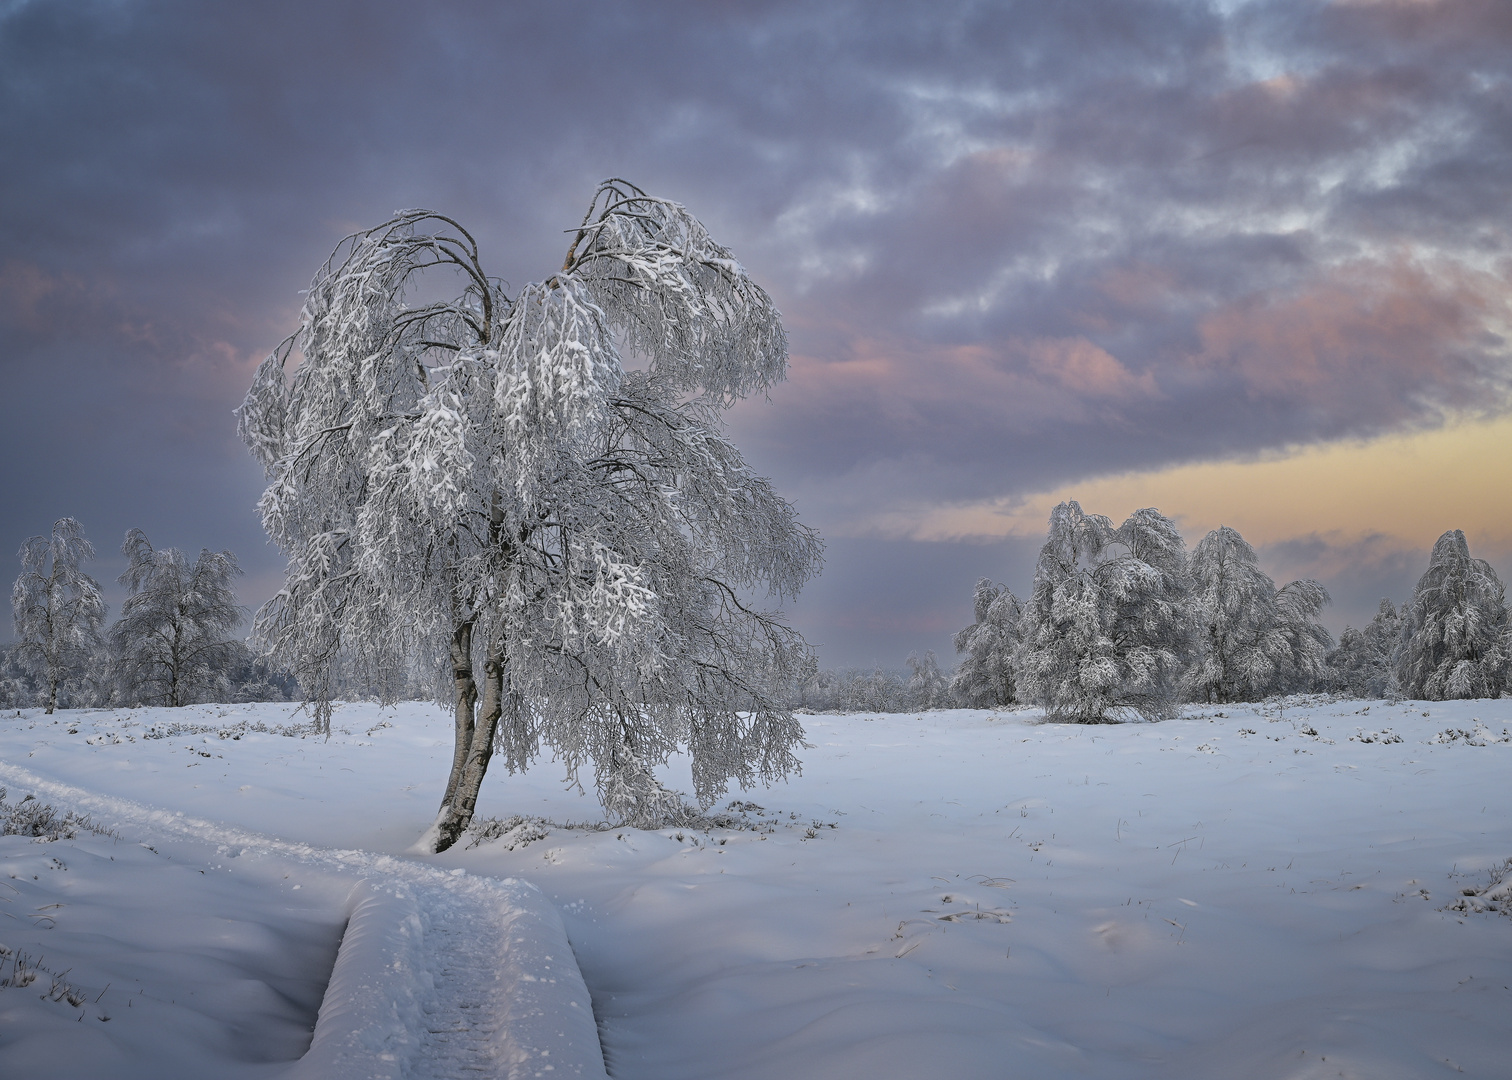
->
[432, 645, 504, 853]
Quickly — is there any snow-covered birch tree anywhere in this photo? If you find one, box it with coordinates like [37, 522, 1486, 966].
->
[110, 530, 245, 707]
[11, 518, 106, 713]
[905, 650, 951, 710]
[1397, 529, 1508, 699]
[1114, 507, 1198, 717]
[1328, 598, 1402, 698]
[237, 180, 822, 851]
[1187, 525, 1333, 702]
[1020, 502, 1194, 723]
[1274, 577, 1333, 692]
[950, 579, 1024, 707]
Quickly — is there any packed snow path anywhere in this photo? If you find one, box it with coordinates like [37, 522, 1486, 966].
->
[0, 755, 606, 1080]
[2, 699, 1510, 1078]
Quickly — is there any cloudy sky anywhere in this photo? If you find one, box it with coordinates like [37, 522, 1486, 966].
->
[2, 0, 1509, 668]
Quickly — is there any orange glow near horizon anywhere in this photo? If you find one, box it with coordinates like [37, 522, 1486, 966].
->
[853, 414, 1512, 564]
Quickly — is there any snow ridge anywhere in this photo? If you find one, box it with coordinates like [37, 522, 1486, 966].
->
[0, 760, 607, 1080]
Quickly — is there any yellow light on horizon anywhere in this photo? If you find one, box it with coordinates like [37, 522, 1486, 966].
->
[855, 414, 1512, 562]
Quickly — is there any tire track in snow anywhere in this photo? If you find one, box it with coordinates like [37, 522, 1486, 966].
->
[0, 759, 608, 1080]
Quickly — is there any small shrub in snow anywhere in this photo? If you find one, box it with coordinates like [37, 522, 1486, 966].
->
[0, 788, 111, 841]
[1428, 722, 1509, 746]
[465, 815, 551, 850]
[140, 717, 322, 741]
[1446, 859, 1512, 916]
[1349, 729, 1403, 744]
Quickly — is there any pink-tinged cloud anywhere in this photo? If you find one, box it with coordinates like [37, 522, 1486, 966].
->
[1193, 256, 1509, 410]
[1026, 338, 1160, 399]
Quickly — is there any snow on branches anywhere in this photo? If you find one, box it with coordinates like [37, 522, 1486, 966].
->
[1187, 526, 1333, 704]
[238, 181, 821, 850]
[110, 530, 245, 709]
[1397, 529, 1508, 700]
[951, 579, 1024, 708]
[1021, 502, 1195, 724]
[11, 518, 106, 714]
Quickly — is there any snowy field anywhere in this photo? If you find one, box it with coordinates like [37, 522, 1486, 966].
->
[1, 699, 1509, 1079]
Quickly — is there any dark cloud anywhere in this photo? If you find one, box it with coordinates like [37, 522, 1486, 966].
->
[1, 0, 1507, 666]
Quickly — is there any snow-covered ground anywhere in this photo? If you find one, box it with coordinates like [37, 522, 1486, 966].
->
[1, 698, 1509, 1078]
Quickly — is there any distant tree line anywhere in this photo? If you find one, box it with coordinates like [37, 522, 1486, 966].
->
[3, 518, 298, 711]
[801, 506, 1509, 718]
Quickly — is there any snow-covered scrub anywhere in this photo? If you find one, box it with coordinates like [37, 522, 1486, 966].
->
[1021, 502, 1194, 723]
[1186, 524, 1332, 703]
[797, 664, 906, 713]
[237, 180, 821, 851]
[1329, 598, 1403, 698]
[1397, 529, 1509, 700]
[110, 529, 245, 708]
[4, 697, 1508, 1078]
[950, 578, 1024, 707]
[11, 517, 106, 713]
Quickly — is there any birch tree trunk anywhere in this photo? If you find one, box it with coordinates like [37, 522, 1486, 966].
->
[440, 619, 478, 811]
[433, 645, 504, 852]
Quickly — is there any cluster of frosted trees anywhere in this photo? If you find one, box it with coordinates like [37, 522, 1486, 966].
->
[947, 503, 1329, 721]
[4, 518, 292, 712]
[795, 651, 953, 714]
[796, 507, 1329, 719]
[949, 506, 1509, 720]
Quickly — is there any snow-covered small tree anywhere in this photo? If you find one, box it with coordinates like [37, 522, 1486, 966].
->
[1274, 577, 1333, 692]
[11, 518, 106, 713]
[1328, 598, 1401, 699]
[906, 650, 951, 710]
[1397, 530, 1507, 700]
[237, 180, 822, 851]
[1020, 502, 1194, 723]
[836, 665, 905, 712]
[1114, 507, 1198, 717]
[951, 579, 1023, 707]
[1187, 525, 1332, 702]
[0, 644, 39, 709]
[110, 530, 245, 707]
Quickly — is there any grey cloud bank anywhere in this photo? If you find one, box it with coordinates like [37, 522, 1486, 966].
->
[2, 0, 1508, 666]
